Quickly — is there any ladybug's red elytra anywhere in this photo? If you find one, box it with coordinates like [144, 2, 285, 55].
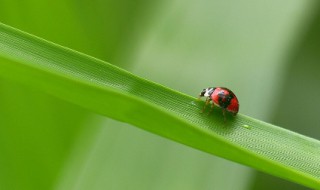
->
[198, 87, 239, 121]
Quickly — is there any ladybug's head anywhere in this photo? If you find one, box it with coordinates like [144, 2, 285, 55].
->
[199, 87, 214, 97]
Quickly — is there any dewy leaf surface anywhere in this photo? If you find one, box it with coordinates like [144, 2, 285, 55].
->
[0, 23, 319, 189]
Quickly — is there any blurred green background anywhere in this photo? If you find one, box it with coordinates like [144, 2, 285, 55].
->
[0, 0, 319, 189]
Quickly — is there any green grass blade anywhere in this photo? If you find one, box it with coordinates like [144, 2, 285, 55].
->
[0, 22, 319, 189]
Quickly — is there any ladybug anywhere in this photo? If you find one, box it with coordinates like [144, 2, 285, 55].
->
[198, 87, 239, 121]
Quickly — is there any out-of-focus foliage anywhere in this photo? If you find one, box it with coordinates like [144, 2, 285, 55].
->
[0, 0, 319, 190]
[251, 5, 320, 190]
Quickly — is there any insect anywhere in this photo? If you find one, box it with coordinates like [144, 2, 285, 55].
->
[198, 87, 239, 121]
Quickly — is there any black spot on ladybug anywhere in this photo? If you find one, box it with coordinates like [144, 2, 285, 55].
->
[218, 91, 233, 109]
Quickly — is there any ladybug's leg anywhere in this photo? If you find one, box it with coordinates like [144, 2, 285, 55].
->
[207, 102, 215, 115]
[201, 97, 211, 113]
[222, 109, 226, 122]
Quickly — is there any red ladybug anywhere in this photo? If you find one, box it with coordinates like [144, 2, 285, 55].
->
[199, 87, 239, 121]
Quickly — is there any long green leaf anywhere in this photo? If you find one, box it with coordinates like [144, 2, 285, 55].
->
[0, 23, 319, 189]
